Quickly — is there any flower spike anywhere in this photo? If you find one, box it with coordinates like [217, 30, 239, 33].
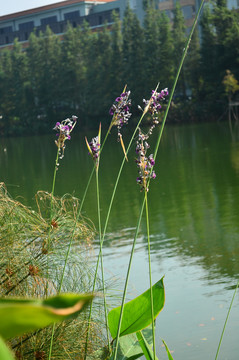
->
[136, 86, 169, 191]
[85, 123, 101, 168]
[109, 86, 131, 161]
[53, 115, 77, 160]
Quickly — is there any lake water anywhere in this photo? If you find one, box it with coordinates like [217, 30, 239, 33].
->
[1, 121, 239, 360]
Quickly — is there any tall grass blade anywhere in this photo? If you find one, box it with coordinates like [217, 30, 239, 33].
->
[136, 331, 159, 360]
[214, 280, 239, 360]
[161, 339, 174, 360]
[112, 1, 205, 358]
[145, 191, 156, 359]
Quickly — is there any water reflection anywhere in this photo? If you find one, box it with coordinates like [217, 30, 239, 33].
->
[1, 123, 239, 284]
[1, 122, 239, 359]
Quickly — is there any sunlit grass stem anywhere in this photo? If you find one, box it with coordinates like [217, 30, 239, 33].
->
[145, 190, 156, 360]
[49, 145, 60, 226]
[112, 1, 205, 358]
[84, 106, 151, 359]
[84, 167, 111, 359]
[48, 145, 60, 359]
[49, 128, 112, 360]
[214, 280, 239, 360]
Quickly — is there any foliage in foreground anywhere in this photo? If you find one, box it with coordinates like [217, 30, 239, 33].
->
[0, 184, 106, 359]
[0, 293, 94, 360]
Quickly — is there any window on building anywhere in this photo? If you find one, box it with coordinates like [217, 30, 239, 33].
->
[0, 26, 12, 35]
[99, 15, 102, 25]
[41, 16, 57, 26]
[64, 10, 80, 20]
[19, 21, 34, 31]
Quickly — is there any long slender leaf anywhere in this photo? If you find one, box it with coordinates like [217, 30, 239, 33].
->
[0, 293, 93, 340]
[108, 278, 165, 339]
[106, 326, 154, 360]
[162, 339, 174, 360]
[136, 331, 159, 360]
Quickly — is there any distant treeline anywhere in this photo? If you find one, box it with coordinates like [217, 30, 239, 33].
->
[0, 0, 238, 136]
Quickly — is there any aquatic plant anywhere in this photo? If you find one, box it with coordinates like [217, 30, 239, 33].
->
[5, 2, 237, 360]
[53, 115, 77, 161]
[0, 184, 105, 359]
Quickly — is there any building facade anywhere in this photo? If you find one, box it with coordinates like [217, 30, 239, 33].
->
[0, 0, 237, 48]
[0, 0, 120, 47]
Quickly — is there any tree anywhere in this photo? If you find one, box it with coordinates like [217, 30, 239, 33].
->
[27, 31, 44, 122]
[122, 4, 145, 108]
[172, 2, 187, 98]
[200, 5, 218, 104]
[109, 11, 124, 98]
[60, 24, 83, 115]
[223, 70, 239, 103]
[158, 11, 174, 89]
[143, 0, 161, 90]
[38, 26, 62, 124]
[184, 27, 201, 99]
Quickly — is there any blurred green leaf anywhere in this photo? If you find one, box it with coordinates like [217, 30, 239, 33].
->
[0, 293, 93, 340]
[108, 277, 165, 339]
[0, 336, 14, 360]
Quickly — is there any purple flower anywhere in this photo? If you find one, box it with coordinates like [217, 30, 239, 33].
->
[53, 115, 77, 159]
[135, 129, 157, 192]
[109, 88, 132, 137]
[141, 87, 168, 128]
[149, 154, 155, 166]
[85, 123, 101, 167]
[151, 171, 156, 179]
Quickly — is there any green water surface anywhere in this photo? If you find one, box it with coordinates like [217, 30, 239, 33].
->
[1, 121, 239, 360]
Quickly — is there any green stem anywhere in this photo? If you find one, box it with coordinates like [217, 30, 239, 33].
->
[214, 280, 239, 360]
[96, 168, 110, 349]
[49, 129, 112, 360]
[112, 197, 145, 360]
[49, 146, 60, 226]
[48, 145, 60, 360]
[112, 2, 205, 358]
[84, 167, 111, 359]
[145, 191, 156, 360]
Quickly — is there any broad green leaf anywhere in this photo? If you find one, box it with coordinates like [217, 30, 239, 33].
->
[0, 337, 14, 360]
[0, 293, 93, 340]
[162, 339, 174, 360]
[108, 277, 165, 339]
[107, 326, 156, 360]
[136, 330, 159, 360]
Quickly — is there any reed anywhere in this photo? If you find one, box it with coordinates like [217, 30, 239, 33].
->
[3, 1, 238, 359]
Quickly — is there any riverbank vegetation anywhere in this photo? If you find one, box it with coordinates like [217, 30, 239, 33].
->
[0, 0, 239, 136]
[0, 184, 107, 359]
[0, 0, 239, 359]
